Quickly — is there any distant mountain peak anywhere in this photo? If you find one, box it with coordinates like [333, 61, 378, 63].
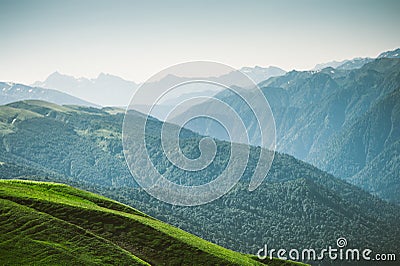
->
[0, 81, 98, 107]
[32, 72, 138, 107]
[378, 47, 400, 58]
[312, 48, 400, 71]
[313, 58, 374, 71]
[41, 71, 78, 84]
[239, 65, 286, 83]
[48, 71, 72, 78]
[97, 72, 111, 78]
[313, 60, 344, 70]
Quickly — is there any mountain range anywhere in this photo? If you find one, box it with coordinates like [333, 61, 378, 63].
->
[30, 66, 286, 108]
[33, 72, 139, 107]
[0, 100, 399, 265]
[4, 49, 399, 109]
[239, 66, 286, 83]
[0, 82, 98, 107]
[313, 58, 374, 71]
[179, 50, 400, 205]
[312, 47, 400, 71]
[1, 47, 400, 265]
[263, 56, 400, 205]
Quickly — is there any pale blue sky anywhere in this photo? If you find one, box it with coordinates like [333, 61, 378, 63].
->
[0, 0, 399, 84]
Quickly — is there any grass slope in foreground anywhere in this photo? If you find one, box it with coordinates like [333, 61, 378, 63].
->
[0, 180, 303, 266]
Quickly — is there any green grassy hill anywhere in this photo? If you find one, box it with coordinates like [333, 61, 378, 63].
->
[0, 179, 302, 266]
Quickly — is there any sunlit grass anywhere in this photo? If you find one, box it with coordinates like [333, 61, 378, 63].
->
[0, 179, 304, 265]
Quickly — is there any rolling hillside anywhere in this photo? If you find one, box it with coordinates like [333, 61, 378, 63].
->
[0, 179, 302, 265]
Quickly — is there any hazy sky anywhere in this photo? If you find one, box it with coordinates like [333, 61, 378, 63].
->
[0, 0, 399, 84]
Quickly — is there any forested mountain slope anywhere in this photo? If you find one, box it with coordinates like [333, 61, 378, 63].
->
[176, 58, 400, 204]
[0, 100, 399, 263]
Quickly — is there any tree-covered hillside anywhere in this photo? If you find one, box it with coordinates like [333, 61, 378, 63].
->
[177, 58, 400, 204]
[0, 100, 399, 264]
[313, 87, 400, 204]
